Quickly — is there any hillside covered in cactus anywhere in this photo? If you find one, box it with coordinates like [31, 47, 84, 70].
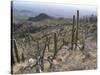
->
[11, 1, 97, 74]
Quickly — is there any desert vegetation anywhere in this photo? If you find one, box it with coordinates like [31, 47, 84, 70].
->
[11, 2, 97, 74]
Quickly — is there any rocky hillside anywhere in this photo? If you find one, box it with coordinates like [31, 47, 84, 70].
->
[28, 13, 52, 22]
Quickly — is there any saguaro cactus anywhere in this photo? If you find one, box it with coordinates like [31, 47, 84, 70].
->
[41, 37, 47, 71]
[11, 40, 15, 65]
[75, 10, 79, 49]
[11, 39, 15, 74]
[36, 41, 42, 72]
[47, 36, 50, 52]
[71, 15, 75, 50]
[53, 33, 57, 59]
[13, 39, 20, 63]
[50, 33, 57, 69]
[81, 29, 85, 51]
[62, 32, 66, 45]
[21, 52, 25, 62]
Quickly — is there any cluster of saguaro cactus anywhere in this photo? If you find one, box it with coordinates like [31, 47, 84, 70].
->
[11, 10, 81, 73]
[36, 39, 48, 72]
[11, 38, 27, 73]
[12, 39, 26, 64]
[35, 33, 59, 70]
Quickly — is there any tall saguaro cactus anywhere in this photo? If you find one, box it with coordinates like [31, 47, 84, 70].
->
[47, 36, 50, 52]
[53, 33, 57, 59]
[50, 33, 58, 69]
[71, 15, 75, 50]
[75, 10, 79, 48]
[36, 41, 42, 73]
[14, 39, 20, 63]
[41, 37, 47, 71]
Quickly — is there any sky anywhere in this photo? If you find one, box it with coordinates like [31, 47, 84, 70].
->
[12, 1, 97, 18]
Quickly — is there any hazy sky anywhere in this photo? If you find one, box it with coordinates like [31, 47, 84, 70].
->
[13, 1, 97, 18]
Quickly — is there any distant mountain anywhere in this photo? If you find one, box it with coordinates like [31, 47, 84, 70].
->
[20, 10, 33, 13]
[28, 13, 52, 21]
[13, 9, 39, 23]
